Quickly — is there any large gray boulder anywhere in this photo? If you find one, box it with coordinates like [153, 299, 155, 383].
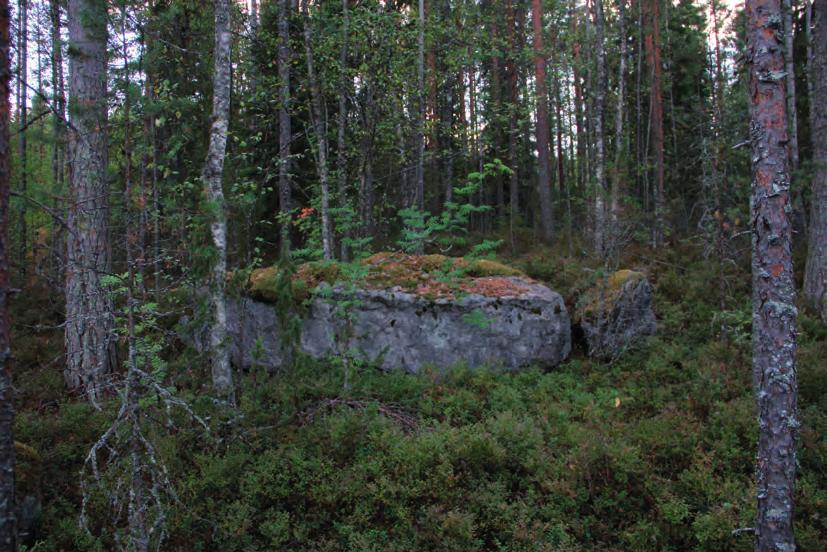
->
[219, 276, 571, 373]
[574, 270, 657, 359]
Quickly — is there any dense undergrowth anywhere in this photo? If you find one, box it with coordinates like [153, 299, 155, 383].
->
[10, 241, 827, 551]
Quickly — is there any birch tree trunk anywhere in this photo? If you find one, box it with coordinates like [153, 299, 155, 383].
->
[611, 0, 627, 225]
[593, 0, 607, 255]
[746, 0, 799, 548]
[203, 0, 234, 402]
[531, 0, 555, 243]
[301, 0, 333, 260]
[278, 0, 292, 260]
[416, 0, 426, 220]
[804, 0, 826, 319]
[65, 0, 115, 405]
[0, 2, 15, 547]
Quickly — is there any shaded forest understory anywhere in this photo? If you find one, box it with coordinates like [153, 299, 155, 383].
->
[1, 0, 825, 549]
[11, 241, 827, 551]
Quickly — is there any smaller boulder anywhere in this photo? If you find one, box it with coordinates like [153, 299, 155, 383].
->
[574, 270, 656, 359]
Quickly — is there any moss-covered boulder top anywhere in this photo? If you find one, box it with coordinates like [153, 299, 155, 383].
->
[246, 252, 532, 303]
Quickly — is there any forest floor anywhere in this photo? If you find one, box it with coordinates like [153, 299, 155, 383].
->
[9, 240, 827, 551]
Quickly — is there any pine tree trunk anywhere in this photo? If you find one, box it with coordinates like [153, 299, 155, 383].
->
[531, 0, 554, 243]
[0, 2, 15, 548]
[645, 0, 665, 246]
[804, 0, 826, 319]
[593, 0, 607, 255]
[746, 0, 799, 548]
[278, 0, 292, 259]
[65, 0, 115, 405]
[203, 0, 234, 402]
[301, 0, 333, 260]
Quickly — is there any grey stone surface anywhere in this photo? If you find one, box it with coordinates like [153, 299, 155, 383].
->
[211, 277, 571, 372]
[575, 272, 657, 359]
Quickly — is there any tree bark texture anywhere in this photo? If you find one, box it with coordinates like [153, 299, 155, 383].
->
[644, 0, 665, 246]
[204, 0, 234, 402]
[531, 0, 554, 243]
[804, 0, 827, 320]
[65, 0, 115, 404]
[746, 0, 799, 548]
[611, 0, 627, 224]
[783, 0, 800, 171]
[16, 0, 25, 270]
[278, 0, 292, 259]
[416, 0, 425, 216]
[593, 0, 607, 255]
[336, 0, 349, 260]
[0, 2, 15, 548]
[50, 0, 66, 281]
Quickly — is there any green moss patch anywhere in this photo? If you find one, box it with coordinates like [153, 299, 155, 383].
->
[575, 269, 647, 320]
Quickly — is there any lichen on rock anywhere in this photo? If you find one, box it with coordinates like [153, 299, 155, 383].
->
[574, 269, 657, 359]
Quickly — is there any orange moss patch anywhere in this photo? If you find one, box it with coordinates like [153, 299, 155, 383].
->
[246, 253, 530, 302]
[460, 277, 529, 298]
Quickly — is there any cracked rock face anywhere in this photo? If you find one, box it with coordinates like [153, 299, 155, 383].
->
[217, 277, 571, 373]
[574, 270, 657, 359]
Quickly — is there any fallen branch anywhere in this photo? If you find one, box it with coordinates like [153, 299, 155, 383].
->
[300, 398, 418, 434]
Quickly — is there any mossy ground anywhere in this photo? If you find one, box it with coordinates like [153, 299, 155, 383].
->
[10, 242, 827, 551]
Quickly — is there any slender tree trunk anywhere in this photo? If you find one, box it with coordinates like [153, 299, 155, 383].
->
[783, 0, 800, 171]
[65, 0, 115, 405]
[0, 2, 15, 548]
[593, 0, 607, 255]
[635, 0, 644, 198]
[278, 0, 292, 259]
[415, 0, 425, 241]
[531, 0, 554, 243]
[16, 0, 26, 271]
[806, 0, 814, 130]
[554, 49, 573, 254]
[301, 0, 332, 259]
[553, 50, 565, 197]
[203, 0, 234, 403]
[644, 0, 665, 246]
[50, 0, 65, 283]
[490, 14, 504, 220]
[611, 0, 627, 224]
[804, 0, 826, 318]
[506, 0, 519, 245]
[336, 0, 349, 260]
[746, 0, 799, 548]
